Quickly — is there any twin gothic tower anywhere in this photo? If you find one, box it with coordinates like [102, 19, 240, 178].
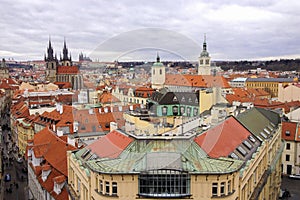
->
[44, 39, 83, 90]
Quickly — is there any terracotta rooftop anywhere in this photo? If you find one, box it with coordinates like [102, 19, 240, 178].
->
[31, 127, 77, 176]
[88, 130, 134, 159]
[282, 121, 297, 141]
[57, 66, 79, 74]
[194, 117, 251, 158]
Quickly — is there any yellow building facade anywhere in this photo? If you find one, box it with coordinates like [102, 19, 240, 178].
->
[245, 78, 294, 97]
[67, 108, 283, 200]
[17, 118, 35, 155]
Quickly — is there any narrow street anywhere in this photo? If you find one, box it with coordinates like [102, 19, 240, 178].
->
[0, 110, 28, 200]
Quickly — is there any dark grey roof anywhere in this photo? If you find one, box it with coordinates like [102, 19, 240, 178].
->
[236, 108, 280, 142]
[246, 78, 294, 82]
[151, 90, 199, 106]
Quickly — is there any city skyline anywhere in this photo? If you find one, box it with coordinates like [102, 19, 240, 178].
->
[1, 0, 300, 61]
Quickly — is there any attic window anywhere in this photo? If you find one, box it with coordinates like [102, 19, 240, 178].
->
[248, 135, 256, 143]
[260, 132, 267, 139]
[173, 96, 177, 101]
[188, 97, 192, 103]
[243, 140, 252, 150]
[81, 149, 91, 159]
[181, 96, 185, 102]
[267, 124, 274, 132]
[263, 128, 270, 135]
[237, 146, 247, 156]
[230, 153, 239, 159]
[89, 153, 98, 160]
[195, 99, 198, 103]
[256, 135, 263, 142]
[285, 131, 290, 136]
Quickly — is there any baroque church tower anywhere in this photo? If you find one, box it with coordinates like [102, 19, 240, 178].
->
[45, 38, 58, 82]
[151, 53, 165, 90]
[198, 35, 211, 75]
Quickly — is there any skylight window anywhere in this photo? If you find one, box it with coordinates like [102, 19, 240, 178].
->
[256, 135, 263, 142]
[230, 153, 239, 159]
[285, 131, 290, 136]
[263, 128, 270, 135]
[81, 149, 91, 159]
[248, 135, 256, 143]
[243, 140, 252, 150]
[237, 146, 247, 156]
[89, 153, 98, 160]
[267, 124, 274, 132]
[260, 132, 267, 139]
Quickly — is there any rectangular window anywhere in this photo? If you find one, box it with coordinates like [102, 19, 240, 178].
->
[100, 180, 103, 193]
[212, 183, 218, 196]
[112, 182, 118, 195]
[228, 180, 231, 194]
[285, 131, 290, 136]
[286, 154, 290, 161]
[220, 182, 225, 195]
[286, 143, 291, 150]
[77, 177, 81, 192]
[105, 181, 110, 195]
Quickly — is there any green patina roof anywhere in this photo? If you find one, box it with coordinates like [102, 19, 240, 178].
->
[17, 118, 31, 127]
[152, 62, 164, 67]
[74, 138, 243, 174]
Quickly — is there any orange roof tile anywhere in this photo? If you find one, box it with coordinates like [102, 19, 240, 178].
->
[98, 90, 121, 104]
[88, 130, 133, 158]
[31, 127, 77, 176]
[57, 66, 79, 74]
[282, 121, 297, 141]
[194, 117, 251, 158]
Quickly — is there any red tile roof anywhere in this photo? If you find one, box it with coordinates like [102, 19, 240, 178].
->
[194, 117, 251, 158]
[88, 130, 133, 158]
[57, 66, 79, 74]
[165, 74, 230, 88]
[98, 90, 121, 104]
[53, 175, 66, 184]
[282, 121, 297, 141]
[202, 75, 231, 88]
[31, 127, 77, 176]
[165, 74, 206, 87]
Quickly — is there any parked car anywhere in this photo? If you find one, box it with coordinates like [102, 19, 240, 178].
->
[4, 173, 11, 182]
[288, 174, 300, 179]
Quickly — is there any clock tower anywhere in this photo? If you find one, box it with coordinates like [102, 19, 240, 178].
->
[198, 35, 211, 75]
[151, 53, 165, 90]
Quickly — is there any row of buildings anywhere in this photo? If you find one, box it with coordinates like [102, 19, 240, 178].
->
[2, 36, 300, 200]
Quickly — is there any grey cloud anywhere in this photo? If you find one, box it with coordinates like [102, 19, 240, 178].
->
[1, 0, 300, 61]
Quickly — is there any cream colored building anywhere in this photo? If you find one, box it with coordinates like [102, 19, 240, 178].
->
[278, 83, 300, 102]
[67, 107, 283, 200]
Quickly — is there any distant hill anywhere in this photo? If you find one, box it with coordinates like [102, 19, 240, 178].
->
[216, 59, 300, 72]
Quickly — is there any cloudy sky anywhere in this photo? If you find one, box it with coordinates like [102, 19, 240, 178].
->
[1, 0, 300, 61]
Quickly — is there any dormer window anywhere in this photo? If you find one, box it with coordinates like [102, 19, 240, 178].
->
[285, 130, 290, 136]
[173, 96, 178, 101]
